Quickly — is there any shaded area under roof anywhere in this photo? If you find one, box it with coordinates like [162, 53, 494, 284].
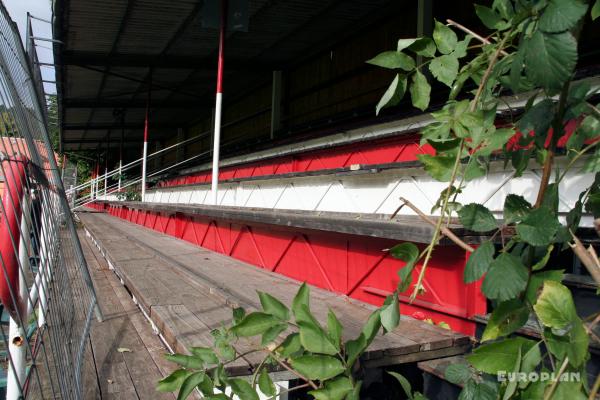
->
[53, 0, 397, 152]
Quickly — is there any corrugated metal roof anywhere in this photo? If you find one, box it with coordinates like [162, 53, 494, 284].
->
[54, 0, 394, 151]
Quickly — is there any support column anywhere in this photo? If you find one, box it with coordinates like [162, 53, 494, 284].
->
[118, 122, 124, 191]
[417, 0, 433, 65]
[210, 0, 227, 206]
[141, 72, 152, 202]
[270, 70, 282, 139]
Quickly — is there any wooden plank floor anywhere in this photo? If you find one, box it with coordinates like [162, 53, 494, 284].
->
[78, 210, 471, 378]
[78, 228, 175, 399]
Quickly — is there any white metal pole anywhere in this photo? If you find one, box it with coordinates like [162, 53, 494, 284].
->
[104, 166, 108, 197]
[118, 159, 122, 191]
[210, 0, 227, 206]
[211, 93, 222, 205]
[141, 72, 151, 202]
[7, 196, 31, 400]
[141, 140, 148, 201]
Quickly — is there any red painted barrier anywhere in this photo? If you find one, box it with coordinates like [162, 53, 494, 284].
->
[158, 133, 434, 187]
[0, 156, 26, 319]
[95, 202, 487, 335]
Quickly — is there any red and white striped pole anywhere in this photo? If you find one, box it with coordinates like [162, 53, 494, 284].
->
[210, 0, 227, 205]
[141, 72, 152, 202]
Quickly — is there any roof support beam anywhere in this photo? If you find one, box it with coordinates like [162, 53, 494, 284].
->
[63, 122, 182, 130]
[63, 98, 211, 109]
[62, 51, 271, 71]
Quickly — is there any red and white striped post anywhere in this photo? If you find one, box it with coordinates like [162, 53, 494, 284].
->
[141, 73, 152, 202]
[210, 0, 227, 205]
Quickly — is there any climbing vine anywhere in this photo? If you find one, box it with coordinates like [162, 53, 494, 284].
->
[158, 1, 600, 399]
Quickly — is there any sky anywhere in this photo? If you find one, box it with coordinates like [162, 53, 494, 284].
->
[4, 0, 56, 95]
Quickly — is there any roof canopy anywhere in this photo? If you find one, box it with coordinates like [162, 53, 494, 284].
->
[53, 0, 396, 151]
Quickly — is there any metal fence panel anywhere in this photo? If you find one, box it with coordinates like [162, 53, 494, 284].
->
[0, 3, 100, 399]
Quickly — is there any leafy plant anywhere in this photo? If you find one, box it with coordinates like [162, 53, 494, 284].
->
[160, 0, 600, 398]
[370, 0, 600, 398]
[158, 283, 391, 399]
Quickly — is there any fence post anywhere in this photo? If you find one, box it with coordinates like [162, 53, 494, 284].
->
[210, 0, 227, 205]
[6, 195, 31, 400]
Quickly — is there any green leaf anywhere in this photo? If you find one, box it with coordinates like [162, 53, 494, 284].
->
[467, 337, 535, 374]
[458, 204, 497, 232]
[229, 378, 259, 400]
[502, 347, 521, 400]
[482, 252, 528, 301]
[464, 241, 494, 283]
[277, 333, 302, 358]
[503, 194, 532, 225]
[258, 369, 276, 397]
[475, 5, 508, 30]
[212, 364, 228, 388]
[327, 309, 343, 347]
[366, 51, 415, 71]
[539, 0, 588, 33]
[406, 37, 436, 58]
[417, 154, 455, 181]
[452, 35, 472, 58]
[261, 323, 287, 346]
[433, 20, 457, 54]
[292, 283, 310, 320]
[525, 270, 564, 304]
[409, 70, 431, 111]
[215, 339, 235, 361]
[390, 242, 420, 292]
[376, 74, 408, 115]
[532, 244, 553, 271]
[165, 354, 204, 369]
[482, 299, 529, 341]
[298, 321, 339, 355]
[429, 54, 459, 87]
[521, 342, 542, 373]
[459, 380, 499, 400]
[157, 369, 193, 392]
[516, 207, 560, 246]
[258, 291, 290, 321]
[517, 99, 554, 147]
[567, 320, 589, 367]
[178, 372, 207, 400]
[190, 347, 219, 365]
[533, 281, 577, 329]
[397, 38, 419, 52]
[361, 310, 381, 346]
[388, 372, 414, 400]
[523, 31, 578, 92]
[444, 363, 472, 385]
[231, 312, 280, 337]
[346, 381, 362, 400]
[290, 355, 345, 380]
[593, 0, 600, 20]
[380, 292, 400, 333]
[475, 128, 515, 156]
[345, 333, 367, 367]
[295, 304, 322, 330]
[582, 146, 600, 173]
[233, 307, 246, 324]
[553, 382, 588, 400]
[309, 376, 353, 400]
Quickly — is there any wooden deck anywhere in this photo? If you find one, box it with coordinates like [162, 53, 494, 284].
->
[77, 209, 471, 380]
[78, 228, 175, 399]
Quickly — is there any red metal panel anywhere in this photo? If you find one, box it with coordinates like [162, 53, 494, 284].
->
[96, 203, 486, 335]
[158, 134, 433, 188]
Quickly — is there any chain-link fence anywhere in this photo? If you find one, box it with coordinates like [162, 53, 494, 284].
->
[0, 3, 100, 399]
